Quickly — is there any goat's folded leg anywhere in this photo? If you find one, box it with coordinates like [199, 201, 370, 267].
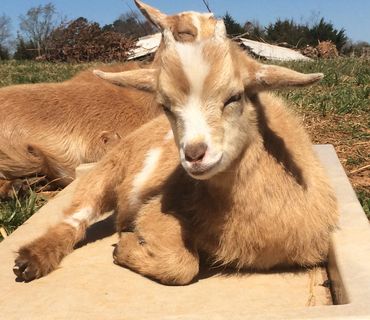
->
[13, 150, 125, 282]
[113, 197, 199, 285]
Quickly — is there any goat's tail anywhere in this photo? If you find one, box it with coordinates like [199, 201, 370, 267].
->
[0, 136, 74, 186]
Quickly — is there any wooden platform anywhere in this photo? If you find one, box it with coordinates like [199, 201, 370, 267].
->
[1, 145, 369, 319]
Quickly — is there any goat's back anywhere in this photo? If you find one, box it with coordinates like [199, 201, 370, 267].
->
[0, 62, 160, 182]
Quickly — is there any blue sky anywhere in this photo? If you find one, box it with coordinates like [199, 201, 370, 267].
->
[1, 0, 369, 42]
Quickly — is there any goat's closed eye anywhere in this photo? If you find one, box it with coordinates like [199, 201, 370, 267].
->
[224, 93, 242, 109]
[177, 31, 195, 41]
[179, 31, 194, 36]
[177, 28, 195, 36]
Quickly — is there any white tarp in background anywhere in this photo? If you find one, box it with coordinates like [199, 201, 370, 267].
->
[238, 38, 311, 61]
[127, 33, 311, 61]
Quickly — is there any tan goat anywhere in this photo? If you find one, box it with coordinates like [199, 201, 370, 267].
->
[14, 20, 338, 285]
[0, 0, 216, 188]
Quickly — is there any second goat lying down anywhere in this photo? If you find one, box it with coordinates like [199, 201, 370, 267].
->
[14, 21, 338, 285]
[0, 0, 217, 188]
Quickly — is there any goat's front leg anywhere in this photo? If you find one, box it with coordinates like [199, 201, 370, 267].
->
[13, 151, 125, 281]
[114, 197, 199, 285]
[14, 220, 83, 281]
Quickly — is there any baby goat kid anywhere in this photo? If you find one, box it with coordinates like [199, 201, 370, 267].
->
[0, 0, 217, 188]
[14, 21, 338, 285]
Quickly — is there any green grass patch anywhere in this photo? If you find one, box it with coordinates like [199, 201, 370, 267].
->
[0, 60, 92, 88]
[0, 187, 47, 241]
[358, 191, 370, 219]
[276, 58, 370, 115]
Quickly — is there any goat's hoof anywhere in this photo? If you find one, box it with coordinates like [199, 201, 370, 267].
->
[13, 249, 45, 282]
[112, 245, 119, 264]
[13, 257, 38, 282]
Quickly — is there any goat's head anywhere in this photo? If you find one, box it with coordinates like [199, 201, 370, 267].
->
[135, 0, 216, 42]
[95, 19, 323, 180]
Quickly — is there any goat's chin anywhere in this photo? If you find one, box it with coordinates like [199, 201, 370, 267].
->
[187, 169, 217, 180]
[182, 161, 222, 180]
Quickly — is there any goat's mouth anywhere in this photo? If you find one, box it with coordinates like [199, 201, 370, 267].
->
[183, 156, 223, 180]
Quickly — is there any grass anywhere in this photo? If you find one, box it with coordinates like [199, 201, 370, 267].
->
[0, 57, 369, 238]
[0, 184, 47, 241]
[358, 191, 370, 218]
[0, 60, 92, 88]
[276, 58, 369, 114]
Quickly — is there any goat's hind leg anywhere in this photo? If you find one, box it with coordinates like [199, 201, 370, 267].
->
[13, 151, 125, 282]
[114, 197, 199, 285]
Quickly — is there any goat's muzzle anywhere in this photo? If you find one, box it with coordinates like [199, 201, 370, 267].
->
[184, 142, 207, 163]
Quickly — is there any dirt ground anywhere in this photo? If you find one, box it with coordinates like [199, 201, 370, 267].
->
[301, 111, 369, 202]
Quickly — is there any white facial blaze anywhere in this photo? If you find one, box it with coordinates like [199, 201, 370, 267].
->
[129, 148, 162, 207]
[180, 96, 211, 146]
[174, 41, 211, 146]
[175, 42, 210, 95]
[171, 40, 223, 175]
[64, 207, 94, 229]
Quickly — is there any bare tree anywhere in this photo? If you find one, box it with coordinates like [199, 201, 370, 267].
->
[104, 11, 154, 39]
[0, 14, 11, 46]
[19, 3, 57, 56]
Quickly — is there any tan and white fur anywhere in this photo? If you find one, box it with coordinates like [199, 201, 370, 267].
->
[0, 0, 217, 191]
[14, 20, 338, 285]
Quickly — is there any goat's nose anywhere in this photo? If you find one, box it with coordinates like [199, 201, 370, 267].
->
[184, 142, 207, 162]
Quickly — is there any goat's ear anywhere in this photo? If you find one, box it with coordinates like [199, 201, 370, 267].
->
[214, 20, 227, 41]
[93, 69, 158, 92]
[245, 63, 324, 93]
[134, 0, 168, 29]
